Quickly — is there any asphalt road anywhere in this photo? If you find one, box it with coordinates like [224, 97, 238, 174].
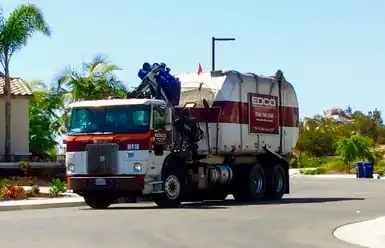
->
[1, 177, 385, 248]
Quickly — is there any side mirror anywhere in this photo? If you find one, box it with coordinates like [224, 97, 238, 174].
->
[63, 110, 71, 131]
[164, 123, 173, 131]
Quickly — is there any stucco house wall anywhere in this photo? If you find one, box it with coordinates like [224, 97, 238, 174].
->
[0, 75, 33, 156]
[0, 97, 30, 154]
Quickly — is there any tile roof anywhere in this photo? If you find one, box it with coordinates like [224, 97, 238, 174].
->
[0, 75, 33, 96]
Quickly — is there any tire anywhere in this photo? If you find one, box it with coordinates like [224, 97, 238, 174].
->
[263, 164, 286, 201]
[232, 164, 266, 202]
[154, 164, 186, 208]
[84, 193, 114, 209]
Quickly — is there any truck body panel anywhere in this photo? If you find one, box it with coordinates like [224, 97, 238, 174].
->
[176, 71, 299, 155]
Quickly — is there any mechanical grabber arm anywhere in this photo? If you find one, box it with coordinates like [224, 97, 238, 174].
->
[128, 63, 177, 118]
[129, 62, 204, 160]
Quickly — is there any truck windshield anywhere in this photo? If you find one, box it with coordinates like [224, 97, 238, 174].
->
[68, 105, 150, 134]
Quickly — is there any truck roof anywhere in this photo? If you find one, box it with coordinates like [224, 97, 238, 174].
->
[69, 98, 165, 108]
[176, 71, 283, 107]
[176, 71, 276, 92]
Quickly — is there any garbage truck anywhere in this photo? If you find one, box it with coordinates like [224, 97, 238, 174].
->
[65, 63, 299, 209]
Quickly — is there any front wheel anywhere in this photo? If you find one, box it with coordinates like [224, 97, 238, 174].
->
[154, 165, 186, 208]
[84, 193, 115, 209]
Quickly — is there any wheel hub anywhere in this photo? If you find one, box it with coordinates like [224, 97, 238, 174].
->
[253, 171, 263, 193]
[274, 170, 283, 192]
[164, 175, 180, 200]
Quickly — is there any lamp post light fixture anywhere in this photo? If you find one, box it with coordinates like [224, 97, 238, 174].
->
[212, 37, 235, 72]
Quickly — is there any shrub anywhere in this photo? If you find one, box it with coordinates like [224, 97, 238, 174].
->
[1, 185, 26, 199]
[322, 158, 347, 173]
[49, 178, 67, 197]
[299, 167, 326, 175]
[31, 185, 40, 195]
[0, 179, 10, 189]
[19, 160, 31, 170]
[289, 157, 299, 168]
[0, 178, 20, 188]
[25, 189, 34, 197]
[374, 161, 385, 177]
[19, 160, 31, 176]
[290, 156, 333, 168]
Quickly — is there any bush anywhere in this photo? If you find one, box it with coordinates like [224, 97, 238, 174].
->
[299, 167, 326, 175]
[1, 185, 26, 199]
[31, 185, 40, 195]
[19, 160, 31, 170]
[374, 161, 385, 177]
[49, 178, 67, 197]
[322, 158, 347, 172]
[290, 156, 332, 168]
[25, 189, 34, 197]
[0, 179, 10, 189]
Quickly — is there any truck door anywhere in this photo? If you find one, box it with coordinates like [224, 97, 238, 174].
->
[149, 105, 170, 176]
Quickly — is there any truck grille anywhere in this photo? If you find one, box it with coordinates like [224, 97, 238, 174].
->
[86, 143, 118, 175]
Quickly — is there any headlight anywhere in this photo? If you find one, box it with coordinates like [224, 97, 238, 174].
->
[67, 164, 75, 172]
[133, 163, 142, 172]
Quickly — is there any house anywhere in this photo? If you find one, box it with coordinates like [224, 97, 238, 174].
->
[0, 72, 33, 160]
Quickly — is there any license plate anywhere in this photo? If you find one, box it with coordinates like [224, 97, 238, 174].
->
[95, 178, 106, 186]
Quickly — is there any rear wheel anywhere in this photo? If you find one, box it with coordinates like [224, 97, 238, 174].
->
[232, 164, 266, 202]
[84, 193, 115, 209]
[154, 164, 186, 208]
[263, 164, 286, 201]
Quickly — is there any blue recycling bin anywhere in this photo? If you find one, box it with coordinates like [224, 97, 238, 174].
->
[356, 162, 373, 178]
[137, 62, 181, 106]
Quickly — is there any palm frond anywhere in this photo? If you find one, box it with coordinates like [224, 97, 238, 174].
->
[26, 79, 47, 92]
[1, 3, 51, 58]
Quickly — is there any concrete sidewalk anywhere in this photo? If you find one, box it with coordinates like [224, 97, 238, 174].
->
[289, 168, 385, 179]
[22, 186, 77, 196]
[0, 186, 85, 211]
[334, 216, 385, 248]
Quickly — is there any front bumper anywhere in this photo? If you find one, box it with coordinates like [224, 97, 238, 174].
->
[67, 176, 145, 192]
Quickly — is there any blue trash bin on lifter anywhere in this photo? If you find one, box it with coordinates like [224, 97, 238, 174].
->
[356, 162, 373, 178]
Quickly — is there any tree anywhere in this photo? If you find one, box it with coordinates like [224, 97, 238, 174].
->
[295, 116, 354, 157]
[27, 80, 63, 159]
[56, 54, 128, 103]
[55, 55, 128, 127]
[333, 135, 374, 171]
[0, 4, 51, 160]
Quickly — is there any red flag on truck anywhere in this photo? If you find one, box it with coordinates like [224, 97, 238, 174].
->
[197, 63, 203, 75]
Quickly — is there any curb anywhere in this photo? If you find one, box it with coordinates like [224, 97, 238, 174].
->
[0, 200, 86, 212]
[333, 217, 385, 248]
[290, 173, 384, 180]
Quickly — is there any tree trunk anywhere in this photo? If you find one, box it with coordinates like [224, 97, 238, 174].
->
[4, 63, 11, 162]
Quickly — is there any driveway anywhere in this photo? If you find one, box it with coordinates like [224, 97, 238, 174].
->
[0, 177, 384, 248]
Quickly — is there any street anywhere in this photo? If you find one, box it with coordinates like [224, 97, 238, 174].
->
[1, 177, 385, 248]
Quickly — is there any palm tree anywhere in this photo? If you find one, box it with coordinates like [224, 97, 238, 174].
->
[56, 54, 128, 103]
[56, 55, 128, 133]
[0, 4, 51, 160]
[27, 79, 65, 158]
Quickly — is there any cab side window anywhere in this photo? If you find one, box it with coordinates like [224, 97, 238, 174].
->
[153, 106, 166, 129]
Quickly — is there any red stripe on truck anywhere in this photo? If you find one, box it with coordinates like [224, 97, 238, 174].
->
[180, 101, 299, 127]
[65, 132, 152, 152]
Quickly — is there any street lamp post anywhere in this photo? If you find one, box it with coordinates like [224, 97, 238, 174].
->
[212, 37, 235, 71]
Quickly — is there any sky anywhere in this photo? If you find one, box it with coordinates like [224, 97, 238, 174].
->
[1, 0, 384, 119]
